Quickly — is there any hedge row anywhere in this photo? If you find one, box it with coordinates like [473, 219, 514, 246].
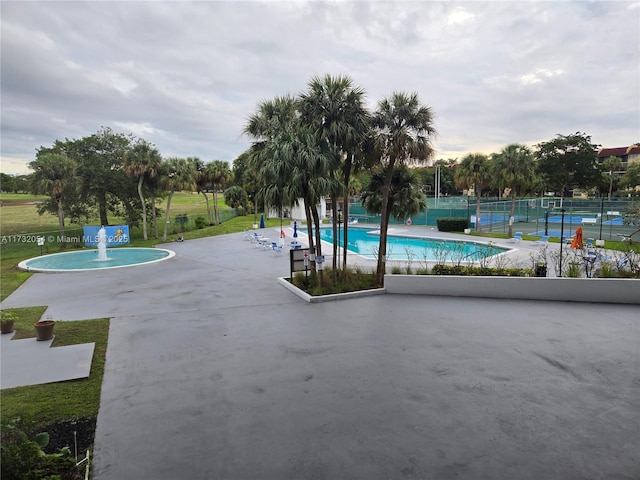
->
[436, 217, 468, 232]
[431, 264, 530, 277]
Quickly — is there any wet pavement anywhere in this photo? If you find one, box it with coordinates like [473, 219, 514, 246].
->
[1, 228, 638, 479]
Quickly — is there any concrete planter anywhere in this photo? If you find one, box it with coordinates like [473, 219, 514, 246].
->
[278, 277, 385, 303]
[384, 275, 640, 305]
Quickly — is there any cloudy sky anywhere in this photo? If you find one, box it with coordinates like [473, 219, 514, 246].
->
[1, 1, 639, 175]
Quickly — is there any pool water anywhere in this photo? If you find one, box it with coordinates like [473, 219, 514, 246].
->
[321, 227, 508, 262]
[19, 248, 174, 272]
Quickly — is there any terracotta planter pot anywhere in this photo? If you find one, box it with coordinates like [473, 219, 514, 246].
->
[1, 321, 15, 334]
[34, 320, 55, 341]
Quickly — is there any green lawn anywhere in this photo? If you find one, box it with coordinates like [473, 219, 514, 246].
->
[1, 307, 109, 424]
[0, 195, 276, 413]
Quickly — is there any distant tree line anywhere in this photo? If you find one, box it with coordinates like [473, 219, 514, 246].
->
[8, 73, 640, 287]
[27, 127, 234, 242]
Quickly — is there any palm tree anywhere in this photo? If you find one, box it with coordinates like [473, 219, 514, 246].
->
[299, 74, 370, 269]
[602, 156, 623, 200]
[490, 144, 534, 237]
[29, 153, 77, 242]
[371, 92, 436, 286]
[161, 157, 196, 241]
[187, 157, 213, 225]
[123, 140, 162, 240]
[208, 160, 232, 225]
[361, 165, 427, 228]
[245, 95, 333, 285]
[454, 153, 490, 233]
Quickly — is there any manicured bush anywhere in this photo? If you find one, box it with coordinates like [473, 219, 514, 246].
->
[194, 216, 207, 229]
[436, 217, 468, 232]
[431, 264, 528, 277]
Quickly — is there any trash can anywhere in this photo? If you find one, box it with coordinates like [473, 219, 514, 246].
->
[534, 264, 547, 277]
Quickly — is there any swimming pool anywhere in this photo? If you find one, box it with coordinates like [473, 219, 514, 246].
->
[320, 227, 509, 262]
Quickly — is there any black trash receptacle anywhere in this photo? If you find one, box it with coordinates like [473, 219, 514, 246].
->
[535, 264, 547, 277]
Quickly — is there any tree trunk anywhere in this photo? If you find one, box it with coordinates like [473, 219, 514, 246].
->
[310, 201, 324, 287]
[303, 201, 316, 274]
[475, 184, 482, 233]
[332, 197, 338, 275]
[202, 191, 212, 225]
[150, 190, 158, 239]
[162, 191, 175, 241]
[57, 197, 66, 247]
[213, 190, 220, 225]
[608, 177, 613, 201]
[99, 191, 109, 226]
[508, 192, 516, 238]
[304, 201, 315, 256]
[375, 161, 395, 287]
[138, 176, 148, 240]
[343, 155, 353, 269]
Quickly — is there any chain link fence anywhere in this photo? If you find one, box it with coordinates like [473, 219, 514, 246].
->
[345, 198, 638, 241]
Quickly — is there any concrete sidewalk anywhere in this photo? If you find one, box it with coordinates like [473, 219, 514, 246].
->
[1, 229, 638, 480]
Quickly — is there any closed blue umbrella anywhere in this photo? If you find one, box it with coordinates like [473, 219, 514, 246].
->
[260, 214, 265, 229]
[293, 221, 298, 238]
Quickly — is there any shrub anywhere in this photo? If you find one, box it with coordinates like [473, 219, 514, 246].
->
[194, 216, 207, 229]
[436, 218, 468, 232]
[431, 264, 528, 277]
[1, 416, 76, 480]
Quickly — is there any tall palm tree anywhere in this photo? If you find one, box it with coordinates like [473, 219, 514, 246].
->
[192, 158, 214, 226]
[361, 165, 427, 227]
[29, 153, 77, 242]
[491, 144, 534, 237]
[602, 156, 623, 200]
[123, 140, 162, 240]
[371, 92, 436, 286]
[161, 157, 196, 241]
[299, 74, 370, 269]
[454, 153, 490, 233]
[245, 95, 333, 285]
[208, 160, 233, 225]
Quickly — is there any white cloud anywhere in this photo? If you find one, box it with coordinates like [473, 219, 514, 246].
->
[1, 1, 638, 175]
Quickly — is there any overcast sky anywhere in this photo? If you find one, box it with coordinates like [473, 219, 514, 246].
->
[1, 1, 639, 175]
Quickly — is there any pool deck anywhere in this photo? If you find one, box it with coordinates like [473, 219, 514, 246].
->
[1, 226, 638, 479]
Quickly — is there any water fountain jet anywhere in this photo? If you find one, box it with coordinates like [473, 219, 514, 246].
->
[96, 226, 109, 261]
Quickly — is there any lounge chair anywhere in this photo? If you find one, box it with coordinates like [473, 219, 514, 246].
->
[536, 236, 549, 244]
[508, 232, 523, 243]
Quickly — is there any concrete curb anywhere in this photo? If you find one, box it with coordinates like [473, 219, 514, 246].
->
[384, 275, 640, 305]
[278, 274, 639, 305]
[277, 277, 386, 303]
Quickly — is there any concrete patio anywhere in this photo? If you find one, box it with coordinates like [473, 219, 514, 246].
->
[1, 228, 638, 479]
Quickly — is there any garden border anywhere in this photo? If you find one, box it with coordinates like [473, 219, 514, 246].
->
[384, 275, 640, 305]
[279, 275, 639, 305]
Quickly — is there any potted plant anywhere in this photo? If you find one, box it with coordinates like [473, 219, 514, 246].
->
[1, 310, 17, 334]
[34, 316, 55, 341]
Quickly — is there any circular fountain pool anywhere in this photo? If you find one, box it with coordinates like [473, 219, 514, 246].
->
[19, 248, 175, 272]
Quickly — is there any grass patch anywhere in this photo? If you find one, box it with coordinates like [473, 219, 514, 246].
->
[0, 306, 109, 426]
